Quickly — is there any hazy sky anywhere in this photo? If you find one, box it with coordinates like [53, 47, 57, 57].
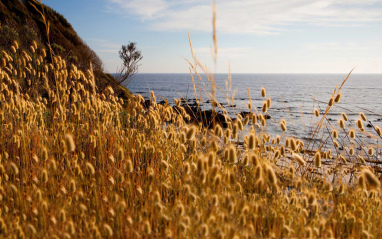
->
[45, 0, 382, 74]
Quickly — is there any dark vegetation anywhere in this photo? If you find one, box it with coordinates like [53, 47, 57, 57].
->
[0, 0, 131, 99]
[114, 42, 143, 88]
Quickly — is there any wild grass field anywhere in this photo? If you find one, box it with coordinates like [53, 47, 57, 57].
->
[1, 1, 382, 239]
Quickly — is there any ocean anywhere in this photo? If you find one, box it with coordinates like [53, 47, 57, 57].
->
[126, 73, 382, 151]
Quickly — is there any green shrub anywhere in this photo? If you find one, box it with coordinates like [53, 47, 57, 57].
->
[51, 43, 65, 54]
[0, 24, 19, 50]
[19, 25, 38, 49]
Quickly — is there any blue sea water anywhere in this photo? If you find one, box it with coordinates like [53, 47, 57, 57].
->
[126, 73, 382, 150]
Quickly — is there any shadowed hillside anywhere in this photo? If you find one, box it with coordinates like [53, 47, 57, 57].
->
[0, 0, 130, 98]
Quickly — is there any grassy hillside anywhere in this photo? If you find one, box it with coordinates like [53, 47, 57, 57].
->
[0, 0, 130, 98]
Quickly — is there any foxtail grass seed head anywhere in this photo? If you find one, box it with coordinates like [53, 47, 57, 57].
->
[42, 147, 48, 161]
[65, 134, 75, 153]
[186, 126, 196, 140]
[283, 225, 291, 237]
[291, 138, 297, 151]
[292, 153, 305, 166]
[376, 126, 382, 136]
[280, 121, 287, 132]
[42, 169, 48, 183]
[289, 165, 295, 177]
[276, 135, 280, 144]
[251, 154, 260, 167]
[341, 112, 348, 121]
[143, 221, 151, 235]
[328, 97, 334, 107]
[261, 88, 266, 97]
[127, 159, 133, 173]
[339, 154, 347, 163]
[117, 147, 124, 161]
[237, 119, 243, 131]
[334, 93, 341, 103]
[360, 112, 367, 121]
[349, 130, 355, 139]
[184, 162, 191, 175]
[308, 194, 316, 205]
[332, 129, 338, 139]
[252, 113, 257, 124]
[229, 171, 235, 185]
[314, 109, 319, 117]
[69, 179, 76, 193]
[232, 124, 238, 138]
[280, 145, 285, 156]
[85, 162, 95, 175]
[9, 162, 19, 175]
[338, 119, 345, 129]
[68, 221, 75, 235]
[243, 154, 249, 166]
[214, 124, 222, 137]
[267, 98, 271, 108]
[208, 152, 215, 167]
[314, 151, 321, 168]
[10, 184, 18, 194]
[13, 40, 19, 49]
[59, 209, 66, 223]
[349, 147, 354, 156]
[200, 224, 209, 236]
[161, 159, 169, 171]
[214, 174, 222, 187]
[254, 165, 262, 182]
[368, 147, 374, 156]
[266, 165, 277, 186]
[361, 169, 380, 188]
[333, 140, 339, 148]
[228, 145, 237, 163]
[248, 133, 255, 150]
[243, 115, 249, 126]
[103, 224, 113, 237]
[356, 119, 363, 130]
[28, 224, 36, 235]
[261, 117, 266, 127]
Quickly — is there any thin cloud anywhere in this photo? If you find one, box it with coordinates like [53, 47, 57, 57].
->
[87, 39, 121, 52]
[304, 42, 370, 51]
[107, 0, 382, 35]
[193, 47, 253, 57]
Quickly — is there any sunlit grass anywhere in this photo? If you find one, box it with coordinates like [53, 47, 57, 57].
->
[0, 0, 382, 237]
[0, 37, 381, 239]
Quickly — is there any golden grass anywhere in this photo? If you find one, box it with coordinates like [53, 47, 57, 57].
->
[0, 2, 382, 238]
[0, 39, 381, 239]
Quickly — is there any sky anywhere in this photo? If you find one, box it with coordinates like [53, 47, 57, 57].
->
[44, 0, 382, 74]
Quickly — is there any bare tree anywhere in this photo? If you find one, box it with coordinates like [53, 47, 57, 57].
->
[113, 42, 143, 87]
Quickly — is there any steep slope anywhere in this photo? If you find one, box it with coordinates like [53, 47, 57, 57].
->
[0, 0, 128, 96]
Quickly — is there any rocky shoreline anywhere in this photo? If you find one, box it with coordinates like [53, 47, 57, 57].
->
[143, 98, 271, 128]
